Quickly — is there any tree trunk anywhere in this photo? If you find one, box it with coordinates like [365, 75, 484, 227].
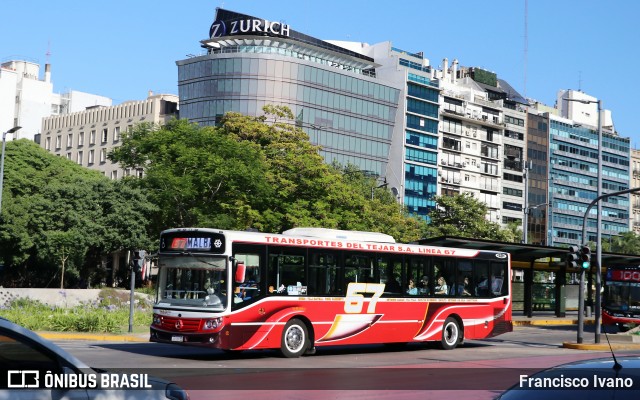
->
[60, 259, 66, 289]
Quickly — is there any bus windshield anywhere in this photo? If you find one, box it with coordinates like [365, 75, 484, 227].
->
[604, 281, 640, 312]
[156, 255, 228, 311]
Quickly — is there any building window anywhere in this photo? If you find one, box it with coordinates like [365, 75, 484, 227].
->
[66, 134, 73, 148]
[66, 152, 72, 160]
[101, 129, 108, 143]
[90, 130, 96, 145]
[78, 132, 84, 146]
[100, 149, 107, 163]
[503, 202, 523, 211]
[502, 216, 522, 225]
[503, 187, 523, 197]
[77, 151, 83, 165]
[110, 170, 118, 180]
[505, 115, 525, 127]
[113, 126, 121, 142]
[55, 135, 61, 149]
[45, 137, 51, 150]
[88, 150, 95, 164]
[504, 173, 523, 183]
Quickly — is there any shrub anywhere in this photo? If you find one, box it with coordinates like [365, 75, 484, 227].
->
[0, 294, 152, 333]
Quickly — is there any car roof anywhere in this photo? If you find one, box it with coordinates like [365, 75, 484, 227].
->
[0, 317, 91, 370]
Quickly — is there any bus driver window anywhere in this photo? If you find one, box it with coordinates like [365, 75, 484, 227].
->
[232, 254, 261, 304]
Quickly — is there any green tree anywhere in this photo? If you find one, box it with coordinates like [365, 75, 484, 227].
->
[220, 106, 427, 241]
[335, 164, 427, 243]
[607, 231, 640, 254]
[0, 140, 154, 287]
[424, 193, 512, 241]
[110, 106, 427, 243]
[109, 119, 271, 233]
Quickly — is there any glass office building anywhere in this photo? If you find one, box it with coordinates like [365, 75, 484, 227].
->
[548, 116, 630, 246]
[177, 9, 401, 177]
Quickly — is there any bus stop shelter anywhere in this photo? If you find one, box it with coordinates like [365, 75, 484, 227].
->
[417, 236, 640, 318]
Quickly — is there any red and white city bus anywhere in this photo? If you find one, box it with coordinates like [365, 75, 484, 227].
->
[150, 227, 512, 357]
[603, 266, 640, 331]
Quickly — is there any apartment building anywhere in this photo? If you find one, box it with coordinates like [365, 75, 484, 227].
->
[631, 149, 640, 234]
[0, 60, 111, 141]
[40, 93, 178, 178]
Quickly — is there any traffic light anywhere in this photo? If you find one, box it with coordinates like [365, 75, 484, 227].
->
[566, 245, 580, 269]
[132, 251, 143, 273]
[580, 245, 591, 270]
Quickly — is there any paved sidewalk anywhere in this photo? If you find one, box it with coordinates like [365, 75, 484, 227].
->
[512, 310, 594, 326]
[513, 310, 640, 350]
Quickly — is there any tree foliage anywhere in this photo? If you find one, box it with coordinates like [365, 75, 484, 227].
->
[109, 106, 428, 243]
[109, 119, 271, 233]
[0, 140, 155, 287]
[604, 231, 640, 254]
[424, 193, 514, 241]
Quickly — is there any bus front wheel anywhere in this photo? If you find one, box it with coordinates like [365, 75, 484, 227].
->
[281, 318, 310, 358]
[440, 317, 461, 350]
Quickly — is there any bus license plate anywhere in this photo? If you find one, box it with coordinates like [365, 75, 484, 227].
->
[171, 335, 184, 342]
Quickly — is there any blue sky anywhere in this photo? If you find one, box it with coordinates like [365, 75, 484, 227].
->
[3, 0, 638, 146]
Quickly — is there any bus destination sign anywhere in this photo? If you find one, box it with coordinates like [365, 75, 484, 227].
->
[161, 232, 225, 254]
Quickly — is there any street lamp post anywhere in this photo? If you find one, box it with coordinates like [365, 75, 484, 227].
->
[594, 100, 603, 344]
[565, 97, 602, 344]
[0, 126, 22, 214]
[371, 178, 388, 200]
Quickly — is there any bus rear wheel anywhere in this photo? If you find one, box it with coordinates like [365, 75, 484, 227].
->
[440, 317, 461, 350]
[281, 319, 310, 358]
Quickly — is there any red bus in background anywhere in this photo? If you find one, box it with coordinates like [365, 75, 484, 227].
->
[603, 266, 640, 331]
[150, 227, 512, 357]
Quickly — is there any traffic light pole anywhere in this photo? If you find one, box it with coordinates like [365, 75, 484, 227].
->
[578, 187, 640, 344]
[567, 245, 585, 343]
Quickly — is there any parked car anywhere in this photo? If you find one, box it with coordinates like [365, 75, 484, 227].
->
[0, 317, 189, 400]
[496, 356, 640, 399]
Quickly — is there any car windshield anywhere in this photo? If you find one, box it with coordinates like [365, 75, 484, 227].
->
[156, 255, 228, 311]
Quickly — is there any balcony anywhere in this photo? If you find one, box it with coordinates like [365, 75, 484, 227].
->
[503, 159, 523, 171]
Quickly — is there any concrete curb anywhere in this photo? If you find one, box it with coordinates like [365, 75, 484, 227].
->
[38, 331, 148, 342]
[562, 341, 640, 351]
[513, 319, 594, 326]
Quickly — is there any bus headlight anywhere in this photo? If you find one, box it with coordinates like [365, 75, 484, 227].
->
[203, 318, 222, 329]
[153, 315, 162, 325]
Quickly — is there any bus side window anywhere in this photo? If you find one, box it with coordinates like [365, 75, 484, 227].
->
[491, 262, 507, 296]
[268, 250, 306, 296]
[308, 251, 339, 295]
[473, 261, 491, 297]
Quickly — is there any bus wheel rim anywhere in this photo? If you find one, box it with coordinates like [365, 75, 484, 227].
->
[445, 322, 458, 345]
[286, 325, 305, 352]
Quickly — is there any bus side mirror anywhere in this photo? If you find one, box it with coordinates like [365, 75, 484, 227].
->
[235, 262, 246, 283]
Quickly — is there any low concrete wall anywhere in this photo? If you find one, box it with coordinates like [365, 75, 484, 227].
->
[1, 288, 112, 308]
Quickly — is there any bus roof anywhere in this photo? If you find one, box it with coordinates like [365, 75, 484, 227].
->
[282, 228, 396, 244]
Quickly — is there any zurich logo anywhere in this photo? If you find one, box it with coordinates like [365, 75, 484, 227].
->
[209, 20, 226, 38]
[496, 253, 508, 259]
[214, 239, 222, 248]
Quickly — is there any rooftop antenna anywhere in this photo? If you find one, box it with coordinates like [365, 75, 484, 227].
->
[46, 40, 51, 63]
[578, 70, 582, 91]
[523, 0, 528, 99]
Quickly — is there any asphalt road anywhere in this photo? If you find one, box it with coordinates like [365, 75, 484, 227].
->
[54, 325, 640, 400]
